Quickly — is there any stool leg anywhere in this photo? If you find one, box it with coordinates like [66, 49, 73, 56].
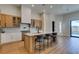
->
[43, 40, 45, 50]
[39, 41, 41, 54]
[34, 40, 36, 53]
[47, 38, 49, 48]
[50, 37, 53, 46]
[53, 37, 56, 42]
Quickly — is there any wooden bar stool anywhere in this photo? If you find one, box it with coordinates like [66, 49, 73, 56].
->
[52, 33, 57, 42]
[45, 34, 51, 48]
[35, 35, 45, 53]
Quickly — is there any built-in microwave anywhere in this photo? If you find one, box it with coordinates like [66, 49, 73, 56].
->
[20, 23, 30, 32]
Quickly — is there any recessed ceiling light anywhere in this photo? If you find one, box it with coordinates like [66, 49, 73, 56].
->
[32, 4, 35, 7]
[50, 5, 53, 8]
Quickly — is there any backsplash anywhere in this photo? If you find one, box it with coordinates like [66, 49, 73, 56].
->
[30, 27, 38, 33]
[3, 28, 21, 33]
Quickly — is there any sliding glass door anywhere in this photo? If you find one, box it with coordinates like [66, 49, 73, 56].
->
[70, 20, 79, 37]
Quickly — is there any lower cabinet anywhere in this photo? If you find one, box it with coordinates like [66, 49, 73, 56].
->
[1, 33, 9, 44]
[1, 33, 22, 44]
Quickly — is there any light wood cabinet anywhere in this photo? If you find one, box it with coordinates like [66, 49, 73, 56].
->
[0, 14, 21, 28]
[0, 14, 1, 27]
[35, 20, 42, 29]
[12, 17, 21, 27]
[24, 35, 35, 53]
[31, 19, 42, 29]
[13, 17, 21, 27]
[0, 14, 6, 28]
[5, 15, 13, 27]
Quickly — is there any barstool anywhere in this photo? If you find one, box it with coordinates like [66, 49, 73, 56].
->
[35, 35, 45, 53]
[45, 34, 51, 48]
[52, 33, 57, 42]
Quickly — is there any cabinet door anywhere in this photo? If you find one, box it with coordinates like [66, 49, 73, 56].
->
[12, 17, 17, 27]
[31, 19, 42, 29]
[0, 14, 6, 27]
[16, 17, 21, 27]
[35, 20, 42, 29]
[0, 14, 1, 27]
[8, 33, 22, 43]
[5, 15, 13, 27]
[1, 33, 11, 44]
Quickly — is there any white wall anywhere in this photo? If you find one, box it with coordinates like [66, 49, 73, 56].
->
[0, 4, 21, 16]
[43, 14, 54, 33]
[48, 11, 79, 37]
[62, 11, 79, 36]
[31, 12, 41, 19]
[3, 28, 21, 33]
[21, 5, 31, 23]
[54, 15, 63, 36]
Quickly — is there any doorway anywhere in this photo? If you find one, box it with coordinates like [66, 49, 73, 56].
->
[52, 21, 55, 32]
[70, 20, 79, 37]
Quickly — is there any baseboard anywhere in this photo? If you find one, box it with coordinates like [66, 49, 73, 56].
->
[57, 35, 70, 37]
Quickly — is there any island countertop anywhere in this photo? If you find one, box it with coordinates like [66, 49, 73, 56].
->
[24, 32, 57, 36]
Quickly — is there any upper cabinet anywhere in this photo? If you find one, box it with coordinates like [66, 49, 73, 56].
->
[31, 19, 42, 30]
[12, 16, 21, 27]
[0, 14, 21, 28]
[0, 14, 6, 27]
[16, 17, 21, 27]
[5, 15, 13, 27]
[21, 5, 31, 23]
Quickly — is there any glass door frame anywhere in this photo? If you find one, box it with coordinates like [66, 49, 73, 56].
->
[70, 20, 79, 38]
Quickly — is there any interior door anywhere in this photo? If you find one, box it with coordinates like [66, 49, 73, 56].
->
[52, 21, 55, 32]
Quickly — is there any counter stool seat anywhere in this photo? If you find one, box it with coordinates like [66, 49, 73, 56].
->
[45, 34, 51, 48]
[51, 33, 57, 42]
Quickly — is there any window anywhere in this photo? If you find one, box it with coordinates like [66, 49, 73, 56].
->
[70, 20, 79, 37]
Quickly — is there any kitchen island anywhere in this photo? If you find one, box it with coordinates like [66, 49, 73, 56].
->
[24, 32, 57, 54]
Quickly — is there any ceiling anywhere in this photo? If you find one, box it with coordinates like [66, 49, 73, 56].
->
[23, 4, 79, 15]
[12, 4, 21, 8]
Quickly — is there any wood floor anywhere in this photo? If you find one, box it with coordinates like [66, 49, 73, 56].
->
[0, 36, 79, 54]
[0, 41, 28, 54]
